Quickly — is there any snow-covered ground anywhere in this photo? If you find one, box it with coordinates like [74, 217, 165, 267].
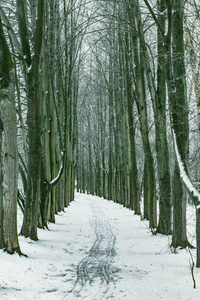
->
[0, 192, 200, 300]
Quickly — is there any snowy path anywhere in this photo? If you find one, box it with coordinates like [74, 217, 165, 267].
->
[76, 210, 116, 285]
[1, 192, 200, 299]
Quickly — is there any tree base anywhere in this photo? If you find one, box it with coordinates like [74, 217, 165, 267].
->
[4, 247, 28, 257]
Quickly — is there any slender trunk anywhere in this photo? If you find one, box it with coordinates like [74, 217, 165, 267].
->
[124, 32, 140, 214]
[49, 80, 56, 223]
[101, 105, 107, 199]
[156, 0, 172, 235]
[108, 55, 114, 200]
[40, 50, 51, 228]
[132, 32, 156, 227]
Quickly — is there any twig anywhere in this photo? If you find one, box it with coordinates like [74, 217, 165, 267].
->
[188, 248, 196, 289]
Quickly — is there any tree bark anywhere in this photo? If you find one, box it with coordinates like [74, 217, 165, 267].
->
[1, 71, 20, 253]
[21, 0, 45, 240]
[156, 0, 172, 235]
[169, 0, 189, 248]
[0, 16, 20, 253]
[131, 3, 157, 227]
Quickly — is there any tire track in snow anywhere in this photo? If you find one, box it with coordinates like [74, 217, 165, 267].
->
[76, 217, 116, 285]
[62, 201, 117, 299]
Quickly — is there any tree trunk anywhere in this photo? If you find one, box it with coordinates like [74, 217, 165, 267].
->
[40, 50, 51, 228]
[21, 0, 44, 240]
[1, 71, 20, 253]
[132, 16, 157, 228]
[0, 16, 20, 253]
[142, 0, 189, 243]
[49, 80, 56, 223]
[124, 32, 140, 214]
[168, 0, 189, 248]
[108, 54, 114, 200]
[156, 0, 172, 235]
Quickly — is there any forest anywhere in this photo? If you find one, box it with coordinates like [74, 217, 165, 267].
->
[0, 0, 200, 273]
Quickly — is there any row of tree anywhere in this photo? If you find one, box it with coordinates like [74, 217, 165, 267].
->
[0, 0, 200, 267]
[0, 0, 86, 254]
[76, 0, 200, 266]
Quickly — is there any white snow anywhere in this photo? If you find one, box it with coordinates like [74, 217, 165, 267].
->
[50, 160, 63, 186]
[0, 192, 200, 300]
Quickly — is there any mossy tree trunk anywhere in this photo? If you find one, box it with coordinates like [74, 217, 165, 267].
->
[0, 16, 20, 253]
[1, 72, 20, 254]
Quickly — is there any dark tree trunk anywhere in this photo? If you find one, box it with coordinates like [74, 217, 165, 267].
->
[167, 0, 189, 248]
[21, 0, 44, 240]
[128, 0, 157, 228]
[156, 0, 172, 235]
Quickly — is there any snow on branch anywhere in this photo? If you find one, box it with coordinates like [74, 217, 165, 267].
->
[172, 129, 200, 208]
[50, 161, 63, 186]
[49, 152, 65, 190]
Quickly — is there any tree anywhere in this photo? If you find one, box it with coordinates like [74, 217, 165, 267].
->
[20, 0, 45, 240]
[0, 15, 20, 253]
[166, 0, 189, 248]
[143, 0, 192, 246]
[154, 0, 172, 235]
[128, 0, 157, 227]
[124, 31, 140, 214]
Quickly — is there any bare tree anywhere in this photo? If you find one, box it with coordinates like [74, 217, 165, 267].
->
[0, 15, 20, 253]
